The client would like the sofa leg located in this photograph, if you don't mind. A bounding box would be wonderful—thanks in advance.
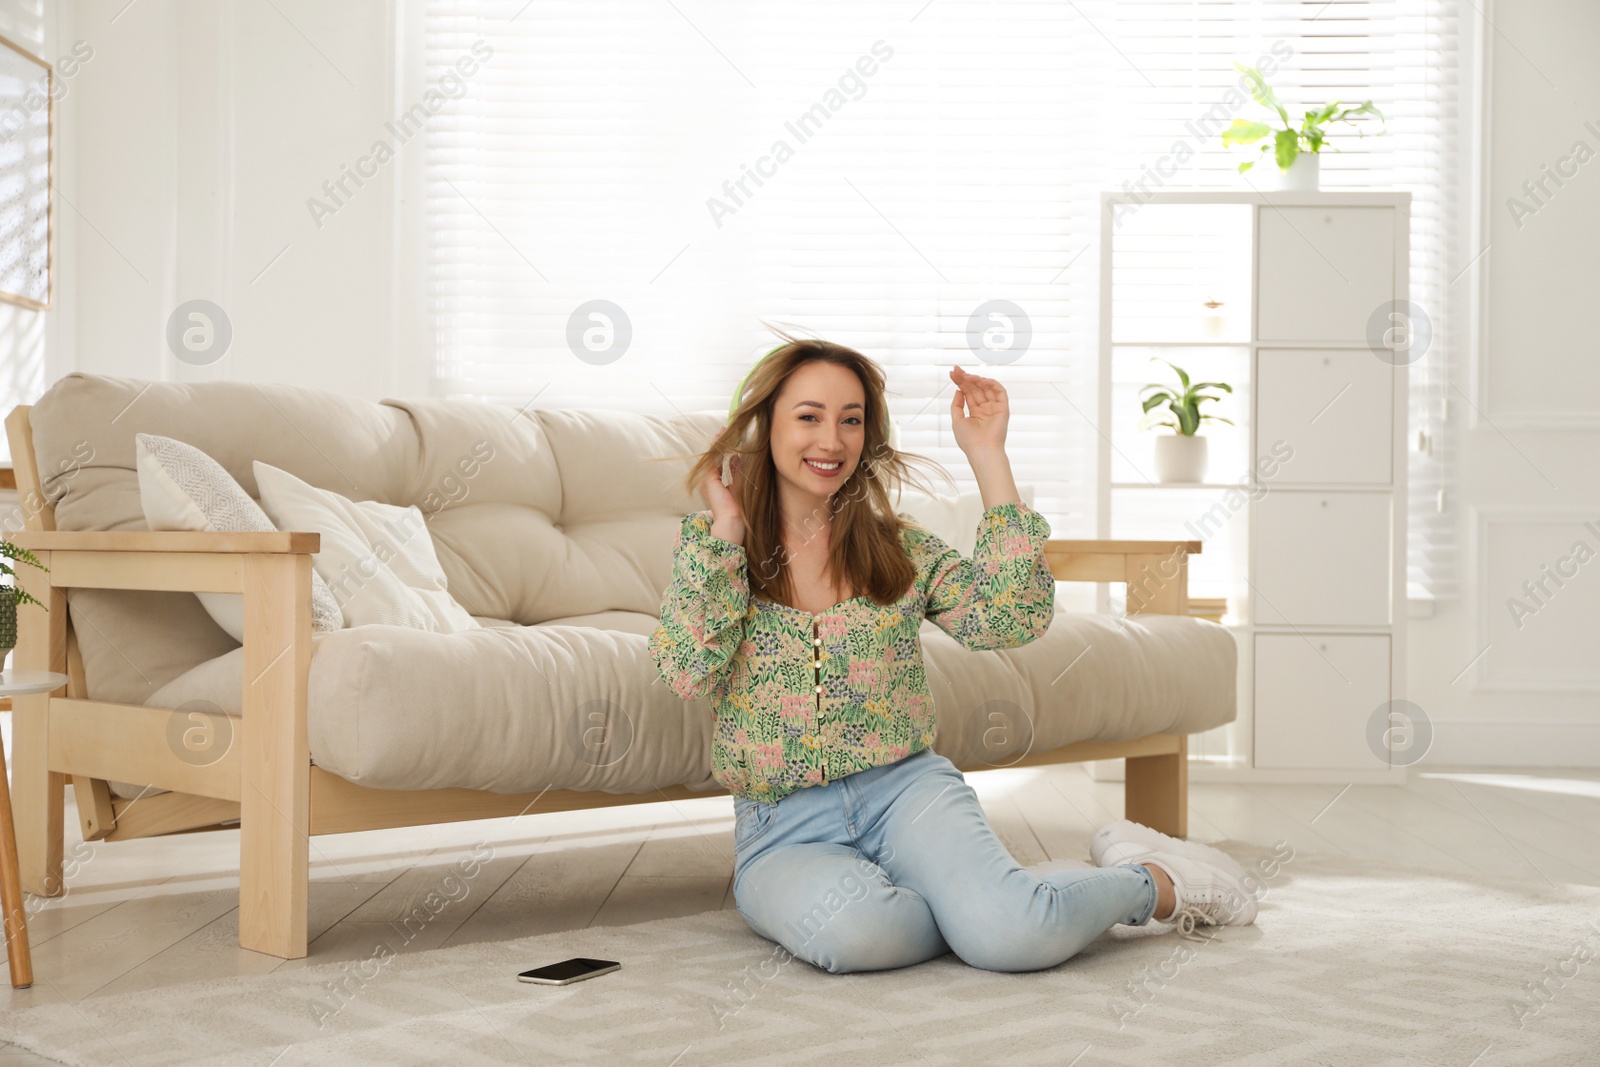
[238,553,311,959]
[1124,734,1188,838]
[239,794,308,959]
[13,553,65,897]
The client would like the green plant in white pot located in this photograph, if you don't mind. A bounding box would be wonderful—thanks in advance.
[1139,357,1234,483]
[1220,61,1385,191]
[0,539,49,667]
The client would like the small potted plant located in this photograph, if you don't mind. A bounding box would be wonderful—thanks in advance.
[0,539,49,667]
[1139,357,1233,483]
[1221,62,1385,191]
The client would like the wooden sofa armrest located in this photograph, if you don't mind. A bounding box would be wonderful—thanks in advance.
[1044,538,1203,836]
[8,523,319,955]
[1043,538,1199,617]
[7,530,319,552]
[6,529,320,595]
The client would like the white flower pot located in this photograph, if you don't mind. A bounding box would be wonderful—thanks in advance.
[1154,434,1209,483]
[1266,151,1320,192]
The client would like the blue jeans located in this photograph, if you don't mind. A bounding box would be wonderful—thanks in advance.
[731,747,1161,974]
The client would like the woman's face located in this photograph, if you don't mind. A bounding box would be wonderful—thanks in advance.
[768,360,867,523]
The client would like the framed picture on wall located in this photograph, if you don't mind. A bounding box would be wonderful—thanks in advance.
[0,34,50,311]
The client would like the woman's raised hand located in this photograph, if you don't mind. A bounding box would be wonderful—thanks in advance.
[948,365,1010,456]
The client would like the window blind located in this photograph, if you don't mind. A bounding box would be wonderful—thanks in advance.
[422,0,1463,596]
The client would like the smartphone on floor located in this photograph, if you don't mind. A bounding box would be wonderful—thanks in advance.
[517,957,621,986]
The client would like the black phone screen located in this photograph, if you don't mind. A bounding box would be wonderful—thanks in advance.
[520,957,619,982]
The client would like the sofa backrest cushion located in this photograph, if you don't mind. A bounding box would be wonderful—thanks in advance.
[26,372,713,702]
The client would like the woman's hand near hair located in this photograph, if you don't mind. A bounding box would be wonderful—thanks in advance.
[698,425,747,546]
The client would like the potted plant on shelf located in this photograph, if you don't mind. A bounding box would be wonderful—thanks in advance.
[0,539,49,668]
[1139,357,1233,483]
[1221,61,1385,191]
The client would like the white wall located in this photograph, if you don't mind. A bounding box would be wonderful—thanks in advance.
[62,0,423,410]
[1406,0,1600,765]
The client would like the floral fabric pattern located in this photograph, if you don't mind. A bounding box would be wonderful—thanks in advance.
[648,501,1055,802]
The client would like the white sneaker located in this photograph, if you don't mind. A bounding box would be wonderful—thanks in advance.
[1090,820,1257,937]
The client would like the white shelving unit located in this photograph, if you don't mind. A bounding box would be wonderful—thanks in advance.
[1091,190,1411,785]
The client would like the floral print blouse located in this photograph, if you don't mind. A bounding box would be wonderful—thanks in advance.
[647,501,1055,803]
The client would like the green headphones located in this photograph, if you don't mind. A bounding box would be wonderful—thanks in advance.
[727,343,787,426]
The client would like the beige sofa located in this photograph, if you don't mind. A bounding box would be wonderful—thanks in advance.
[5,372,1236,959]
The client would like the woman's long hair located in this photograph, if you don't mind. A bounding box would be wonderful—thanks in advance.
[668,323,955,610]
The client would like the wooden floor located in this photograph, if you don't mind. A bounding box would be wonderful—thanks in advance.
[1,758,1597,1063]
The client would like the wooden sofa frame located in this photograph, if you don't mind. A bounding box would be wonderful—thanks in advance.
[3,403,1203,959]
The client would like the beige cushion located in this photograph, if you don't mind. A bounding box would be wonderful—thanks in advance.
[134,433,344,639]
[252,461,479,633]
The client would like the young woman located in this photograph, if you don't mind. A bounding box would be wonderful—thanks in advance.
[648,333,1257,974]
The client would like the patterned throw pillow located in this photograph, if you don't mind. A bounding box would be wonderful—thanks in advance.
[252,461,480,633]
[133,433,345,640]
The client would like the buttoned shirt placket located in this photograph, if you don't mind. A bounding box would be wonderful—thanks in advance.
[812,618,825,783]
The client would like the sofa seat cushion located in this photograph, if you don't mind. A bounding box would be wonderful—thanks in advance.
[140,609,1236,796]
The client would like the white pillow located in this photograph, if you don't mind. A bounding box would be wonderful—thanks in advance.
[134,434,345,640]
[252,461,480,633]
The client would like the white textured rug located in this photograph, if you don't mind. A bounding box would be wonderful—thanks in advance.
[0,841,1596,1066]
